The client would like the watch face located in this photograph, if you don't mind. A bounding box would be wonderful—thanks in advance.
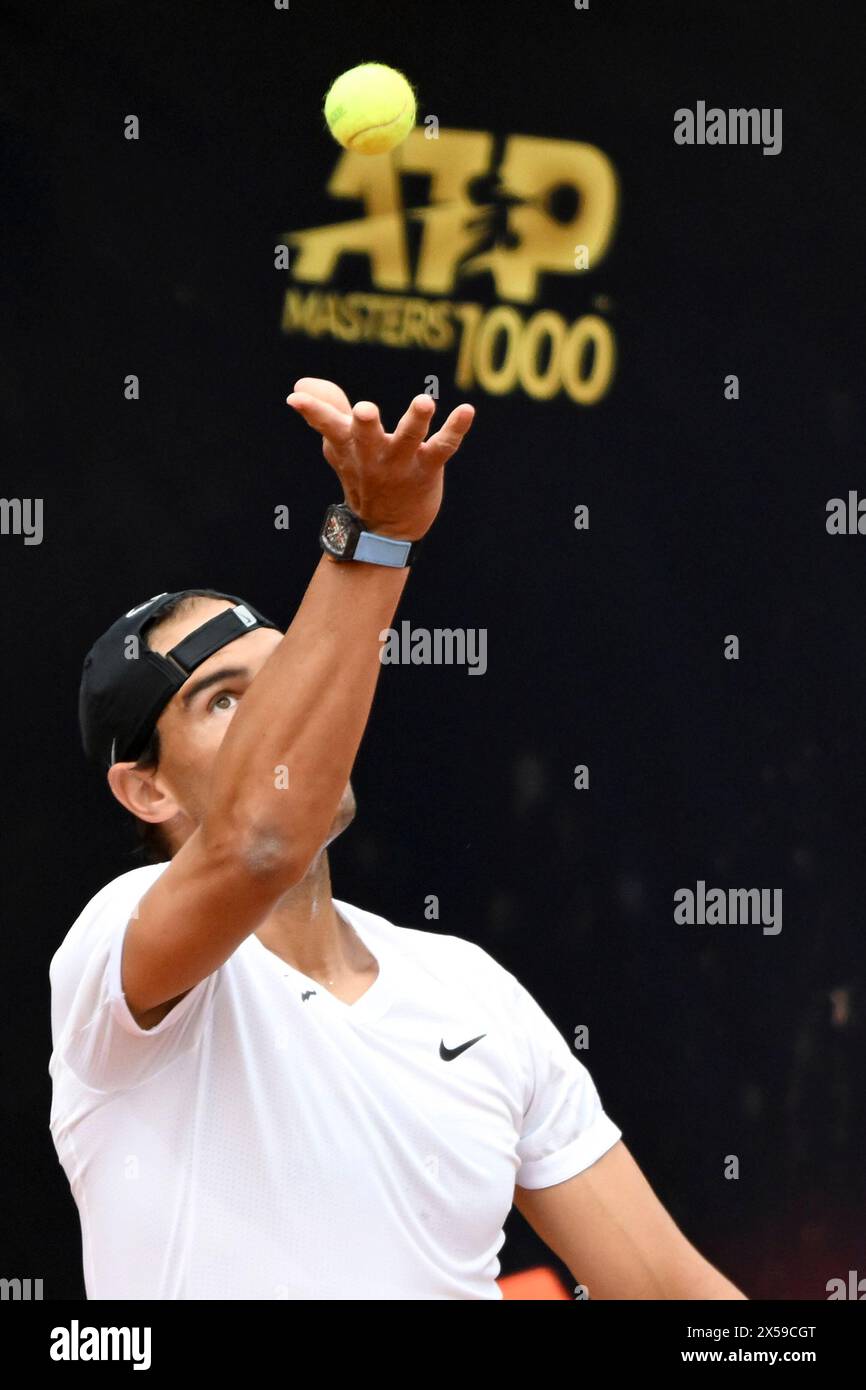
[323,508,352,555]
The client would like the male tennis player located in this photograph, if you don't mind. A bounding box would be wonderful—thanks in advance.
[49,378,746,1300]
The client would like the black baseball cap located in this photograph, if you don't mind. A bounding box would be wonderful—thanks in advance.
[78,589,281,770]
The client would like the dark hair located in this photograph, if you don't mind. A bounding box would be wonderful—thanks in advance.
[127,589,238,865]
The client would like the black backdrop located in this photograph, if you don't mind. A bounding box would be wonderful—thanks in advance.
[2,0,864,1299]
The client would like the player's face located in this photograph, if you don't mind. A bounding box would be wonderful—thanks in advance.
[146,597,356,844]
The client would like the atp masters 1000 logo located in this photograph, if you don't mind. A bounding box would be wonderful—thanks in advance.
[280,129,619,406]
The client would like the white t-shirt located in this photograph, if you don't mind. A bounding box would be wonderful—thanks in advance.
[49,862,622,1300]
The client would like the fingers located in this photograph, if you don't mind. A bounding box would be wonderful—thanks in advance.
[286,391,353,446]
[390,394,437,462]
[287,383,475,477]
[350,400,387,460]
[290,377,352,413]
[417,404,476,471]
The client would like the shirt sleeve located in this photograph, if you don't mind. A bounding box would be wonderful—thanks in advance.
[52,877,218,1094]
[511,974,622,1190]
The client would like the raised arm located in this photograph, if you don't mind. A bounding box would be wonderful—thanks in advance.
[119,379,475,1022]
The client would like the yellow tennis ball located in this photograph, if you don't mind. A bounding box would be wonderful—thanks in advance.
[324,62,417,155]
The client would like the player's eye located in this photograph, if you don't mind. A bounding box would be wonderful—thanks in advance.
[208,690,239,713]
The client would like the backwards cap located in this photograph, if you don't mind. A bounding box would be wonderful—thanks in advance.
[78,589,280,769]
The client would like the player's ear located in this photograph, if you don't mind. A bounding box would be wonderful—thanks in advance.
[107,760,179,827]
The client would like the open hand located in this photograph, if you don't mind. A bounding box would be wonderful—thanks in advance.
[287,378,475,541]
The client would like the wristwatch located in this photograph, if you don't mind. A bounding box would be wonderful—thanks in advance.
[319,502,423,567]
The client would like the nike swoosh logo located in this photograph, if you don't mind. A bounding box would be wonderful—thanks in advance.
[440,1033,487,1061]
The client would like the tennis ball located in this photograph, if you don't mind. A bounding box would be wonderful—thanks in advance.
[324,62,417,155]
